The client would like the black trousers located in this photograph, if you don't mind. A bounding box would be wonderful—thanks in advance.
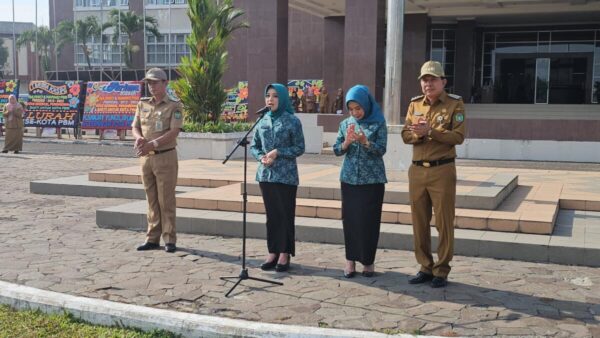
[259,182,298,256]
[341,182,385,265]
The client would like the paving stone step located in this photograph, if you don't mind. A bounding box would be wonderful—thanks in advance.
[176,183,559,235]
[30,175,202,199]
[244,172,518,210]
[31,174,559,235]
[96,201,599,267]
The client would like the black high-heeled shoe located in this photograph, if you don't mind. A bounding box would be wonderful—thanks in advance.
[343,270,356,278]
[275,254,290,272]
[362,264,375,277]
[260,254,279,271]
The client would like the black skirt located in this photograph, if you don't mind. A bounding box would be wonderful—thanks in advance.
[341,182,385,265]
[259,182,297,256]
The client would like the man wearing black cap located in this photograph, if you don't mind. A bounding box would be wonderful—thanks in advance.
[132,67,184,253]
[402,61,467,288]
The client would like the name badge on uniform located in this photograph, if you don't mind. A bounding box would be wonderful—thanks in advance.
[414,111,423,116]
[155,120,163,131]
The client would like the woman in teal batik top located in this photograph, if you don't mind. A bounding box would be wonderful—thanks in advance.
[334,84,387,278]
[251,83,305,272]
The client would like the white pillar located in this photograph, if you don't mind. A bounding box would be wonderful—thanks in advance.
[383,0,412,171]
[383,0,404,126]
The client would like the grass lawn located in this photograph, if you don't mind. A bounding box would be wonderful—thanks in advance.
[0,305,180,338]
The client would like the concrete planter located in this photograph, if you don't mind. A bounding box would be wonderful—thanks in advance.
[177,131,252,160]
[296,113,323,154]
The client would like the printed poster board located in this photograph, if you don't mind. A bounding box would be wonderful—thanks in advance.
[81,81,142,130]
[24,81,84,128]
[0,80,20,126]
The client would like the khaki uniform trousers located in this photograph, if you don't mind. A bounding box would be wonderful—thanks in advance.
[408,162,456,278]
[141,149,178,244]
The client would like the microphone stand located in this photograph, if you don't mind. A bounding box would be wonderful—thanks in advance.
[220,111,283,297]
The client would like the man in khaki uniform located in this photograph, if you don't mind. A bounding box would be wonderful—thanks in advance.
[402,61,466,288]
[133,68,183,253]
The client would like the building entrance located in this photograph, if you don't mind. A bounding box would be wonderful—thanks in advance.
[495,54,591,104]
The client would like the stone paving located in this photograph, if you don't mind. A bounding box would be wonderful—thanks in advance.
[1,152,600,337]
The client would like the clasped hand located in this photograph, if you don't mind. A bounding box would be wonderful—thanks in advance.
[134,137,152,157]
[261,149,278,166]
[343,124,367,148]
[409,119,431,138]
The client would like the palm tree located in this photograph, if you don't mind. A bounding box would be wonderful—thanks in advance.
[16,26,55,80]
[173,0,248,124]
[103,10,160,69]
[55,16,101,70]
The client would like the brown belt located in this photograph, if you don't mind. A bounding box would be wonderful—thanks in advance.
[148,147,175,155]
[412,158,455,168]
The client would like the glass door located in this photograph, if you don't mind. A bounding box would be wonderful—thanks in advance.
[535,58,550,104]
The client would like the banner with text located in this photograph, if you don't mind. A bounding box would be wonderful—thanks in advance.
[221,81,248,122]
[0,80,20,126]
[24,81,84,128]
[81,81,142,130]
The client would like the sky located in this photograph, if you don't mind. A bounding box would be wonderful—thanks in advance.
[0,0,50,26]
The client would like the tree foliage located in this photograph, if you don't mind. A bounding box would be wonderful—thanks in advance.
[56,16,101,70]
[16,26,55,79]
[103,10,160,69]
[172,0,248,124]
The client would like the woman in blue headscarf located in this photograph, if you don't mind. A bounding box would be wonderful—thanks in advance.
[250,83,305,272]
[333,85,387,278]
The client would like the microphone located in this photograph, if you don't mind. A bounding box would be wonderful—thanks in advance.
[256,106,270,115]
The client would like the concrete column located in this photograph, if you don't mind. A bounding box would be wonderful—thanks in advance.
[400,14,429,117]
[385,13,429,171]
[130,0,146,72]
[454,19,476,100]
[342,0,385,103]
[322,16,345,96]
[383,0,404,126]
[246,0,288,117]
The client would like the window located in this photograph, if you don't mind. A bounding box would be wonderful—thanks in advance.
[147,0,188,5]
[430,29,456,92]
[481,29,600,103]
[593,30,600,103]
[147,33,190,65]
[75,0,128,7]
[75,34,128,65]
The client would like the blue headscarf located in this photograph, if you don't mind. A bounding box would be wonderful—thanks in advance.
[345,85,385,124]
[264,83,295,119]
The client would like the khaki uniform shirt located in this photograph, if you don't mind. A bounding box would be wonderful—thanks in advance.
[401,91,466,161]
[132,96,184,151]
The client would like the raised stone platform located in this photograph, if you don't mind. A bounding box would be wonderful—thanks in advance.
[41,159,600,237]
[96,200,600,267]
[88,160,518,210]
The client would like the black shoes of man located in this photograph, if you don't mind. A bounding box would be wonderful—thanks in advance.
[136,242,176,253]
[409,271,448,288]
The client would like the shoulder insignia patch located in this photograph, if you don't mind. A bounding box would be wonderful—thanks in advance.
[448,93,462,100]
[174,111,182,120]
[455,113,464,122]
[411,95,424,102]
